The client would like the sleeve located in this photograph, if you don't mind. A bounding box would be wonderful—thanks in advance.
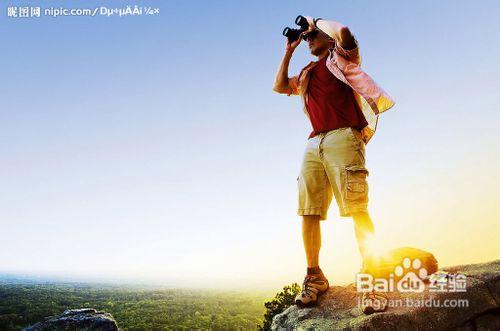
[287,75,300,96]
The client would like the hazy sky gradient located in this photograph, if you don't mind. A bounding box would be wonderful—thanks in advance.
[1,0,499,289]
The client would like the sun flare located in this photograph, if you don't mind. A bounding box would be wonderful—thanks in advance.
[363,234,388,261]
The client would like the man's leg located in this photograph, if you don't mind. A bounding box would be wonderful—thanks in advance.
[352,211,375,267]
[295,135,331,306]
[302,215,321,268]
[319,127,386,313]
[319,127,372,265]
[352,211,388,314]
[297,139,329,272]
[296,214,329,307]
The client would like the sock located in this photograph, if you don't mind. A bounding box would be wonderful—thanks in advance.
[307,266,321,275]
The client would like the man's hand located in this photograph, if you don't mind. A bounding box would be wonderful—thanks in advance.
[361,126,374,144]
[285,33,303,53]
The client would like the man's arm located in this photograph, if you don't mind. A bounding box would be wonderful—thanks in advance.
[338,26,357,50]
[315,19,360,64]
[273,51,294,94]
[315,19,357,50]
[273,35,302,95]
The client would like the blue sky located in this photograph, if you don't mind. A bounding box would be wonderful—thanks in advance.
[1,0,499,289]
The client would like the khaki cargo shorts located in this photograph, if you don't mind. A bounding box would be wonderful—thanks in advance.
[297,127,369,220]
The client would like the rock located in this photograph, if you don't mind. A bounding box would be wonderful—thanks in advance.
[23,308,118,331]
[271,260,500,330]
[364,246,438,281]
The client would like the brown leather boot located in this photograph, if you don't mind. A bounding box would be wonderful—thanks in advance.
[295,271,329,307]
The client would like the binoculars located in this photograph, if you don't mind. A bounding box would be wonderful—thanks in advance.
[282,15,309,42]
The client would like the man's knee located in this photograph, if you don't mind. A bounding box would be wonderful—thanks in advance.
[351,211,369,220]
[303,215,321,223]
[352,211,374,232]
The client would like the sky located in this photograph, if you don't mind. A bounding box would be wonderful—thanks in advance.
[1,0,499,290]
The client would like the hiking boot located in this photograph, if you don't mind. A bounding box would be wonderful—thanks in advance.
[295,272,329,307]
[359,291,388,314]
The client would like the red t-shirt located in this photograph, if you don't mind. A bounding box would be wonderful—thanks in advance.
[305,55,368,138]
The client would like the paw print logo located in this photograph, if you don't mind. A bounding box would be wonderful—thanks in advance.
[395,257,428,293]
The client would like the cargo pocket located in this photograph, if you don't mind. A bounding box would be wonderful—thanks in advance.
[344,165,369,203]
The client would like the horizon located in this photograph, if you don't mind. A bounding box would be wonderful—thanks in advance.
[2,0,500,290]
[0,271,276,293]
[2,257,499,291]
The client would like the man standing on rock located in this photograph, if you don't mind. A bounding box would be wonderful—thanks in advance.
[273,16,395,310]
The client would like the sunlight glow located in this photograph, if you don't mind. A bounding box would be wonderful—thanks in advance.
[364,233,388,261]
